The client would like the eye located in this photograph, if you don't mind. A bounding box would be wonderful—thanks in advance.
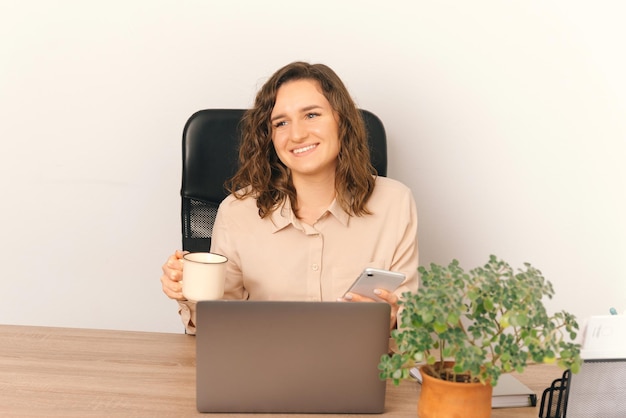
[306,112,320,120]
[273,120,287,128]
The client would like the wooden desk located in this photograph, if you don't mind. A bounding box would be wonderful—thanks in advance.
[0,325,561,417]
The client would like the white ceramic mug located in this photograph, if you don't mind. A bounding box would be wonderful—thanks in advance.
[182,252,228,301]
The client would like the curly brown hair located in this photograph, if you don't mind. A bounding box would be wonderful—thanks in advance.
[228,61,376,218]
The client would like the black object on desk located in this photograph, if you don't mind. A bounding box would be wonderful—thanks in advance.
[538,369,570,418]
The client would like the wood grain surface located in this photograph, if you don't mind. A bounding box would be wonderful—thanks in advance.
[0,325,563,417]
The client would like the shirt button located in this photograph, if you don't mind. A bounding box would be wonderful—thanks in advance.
[312,264,319,271]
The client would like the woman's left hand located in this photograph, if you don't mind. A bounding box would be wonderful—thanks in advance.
[339,289,399,331]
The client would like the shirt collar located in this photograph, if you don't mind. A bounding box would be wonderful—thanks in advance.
[269,200,294,232]
[326,198,350,226]
[269,197,350,232]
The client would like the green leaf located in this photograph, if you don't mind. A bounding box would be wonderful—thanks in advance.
[433,322,447,334]
[515,314,529,327]
[447,312,460,325]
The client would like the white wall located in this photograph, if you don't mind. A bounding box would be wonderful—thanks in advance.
[1,1,624,333]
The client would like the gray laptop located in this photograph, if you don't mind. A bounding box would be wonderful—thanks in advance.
[196,301,390,414]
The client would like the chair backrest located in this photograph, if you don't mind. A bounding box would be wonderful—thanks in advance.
[181,108,387,252]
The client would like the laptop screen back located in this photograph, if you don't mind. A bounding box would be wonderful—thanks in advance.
[196,301,390,414]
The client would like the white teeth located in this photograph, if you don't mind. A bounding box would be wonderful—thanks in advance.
[293,144,317,154]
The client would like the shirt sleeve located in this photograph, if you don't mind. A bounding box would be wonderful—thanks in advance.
[177,300,197,335]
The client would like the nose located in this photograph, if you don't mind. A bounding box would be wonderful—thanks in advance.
[289,119,308,142]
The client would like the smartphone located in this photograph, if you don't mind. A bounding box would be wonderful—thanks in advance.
[344,268,406,302]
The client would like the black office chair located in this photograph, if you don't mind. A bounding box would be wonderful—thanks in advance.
[181,109,387,253]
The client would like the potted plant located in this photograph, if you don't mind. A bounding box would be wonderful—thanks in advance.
[378,255,582,418]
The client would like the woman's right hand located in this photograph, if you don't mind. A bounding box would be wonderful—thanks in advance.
[160,249,187,300]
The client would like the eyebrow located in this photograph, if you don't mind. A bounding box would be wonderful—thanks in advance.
[270,105,324,123]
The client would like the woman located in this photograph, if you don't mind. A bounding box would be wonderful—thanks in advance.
[161,62,418,334]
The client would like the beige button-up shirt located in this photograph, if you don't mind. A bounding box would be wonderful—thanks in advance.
[178,176,418,334]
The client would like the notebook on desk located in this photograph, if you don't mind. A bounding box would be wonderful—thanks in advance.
[410,367,537,408]
[491,373,537,408]
[195,300,390,414]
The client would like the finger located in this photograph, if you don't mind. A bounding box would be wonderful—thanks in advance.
[373,289,398,305]
[340,290,399,330]
[166,290,185,301]
[175,249,189,259]
[163,254,185,282]
[160,273,184,300]
[341,292,376,303]
[168,253,185,269]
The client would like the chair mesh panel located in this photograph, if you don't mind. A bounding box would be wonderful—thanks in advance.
[566,360,626,417]
[183,198,219,239]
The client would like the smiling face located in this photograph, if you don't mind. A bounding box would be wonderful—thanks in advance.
[270,79,341,182]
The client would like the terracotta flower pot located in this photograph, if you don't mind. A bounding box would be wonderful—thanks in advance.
[418,364,493,418]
